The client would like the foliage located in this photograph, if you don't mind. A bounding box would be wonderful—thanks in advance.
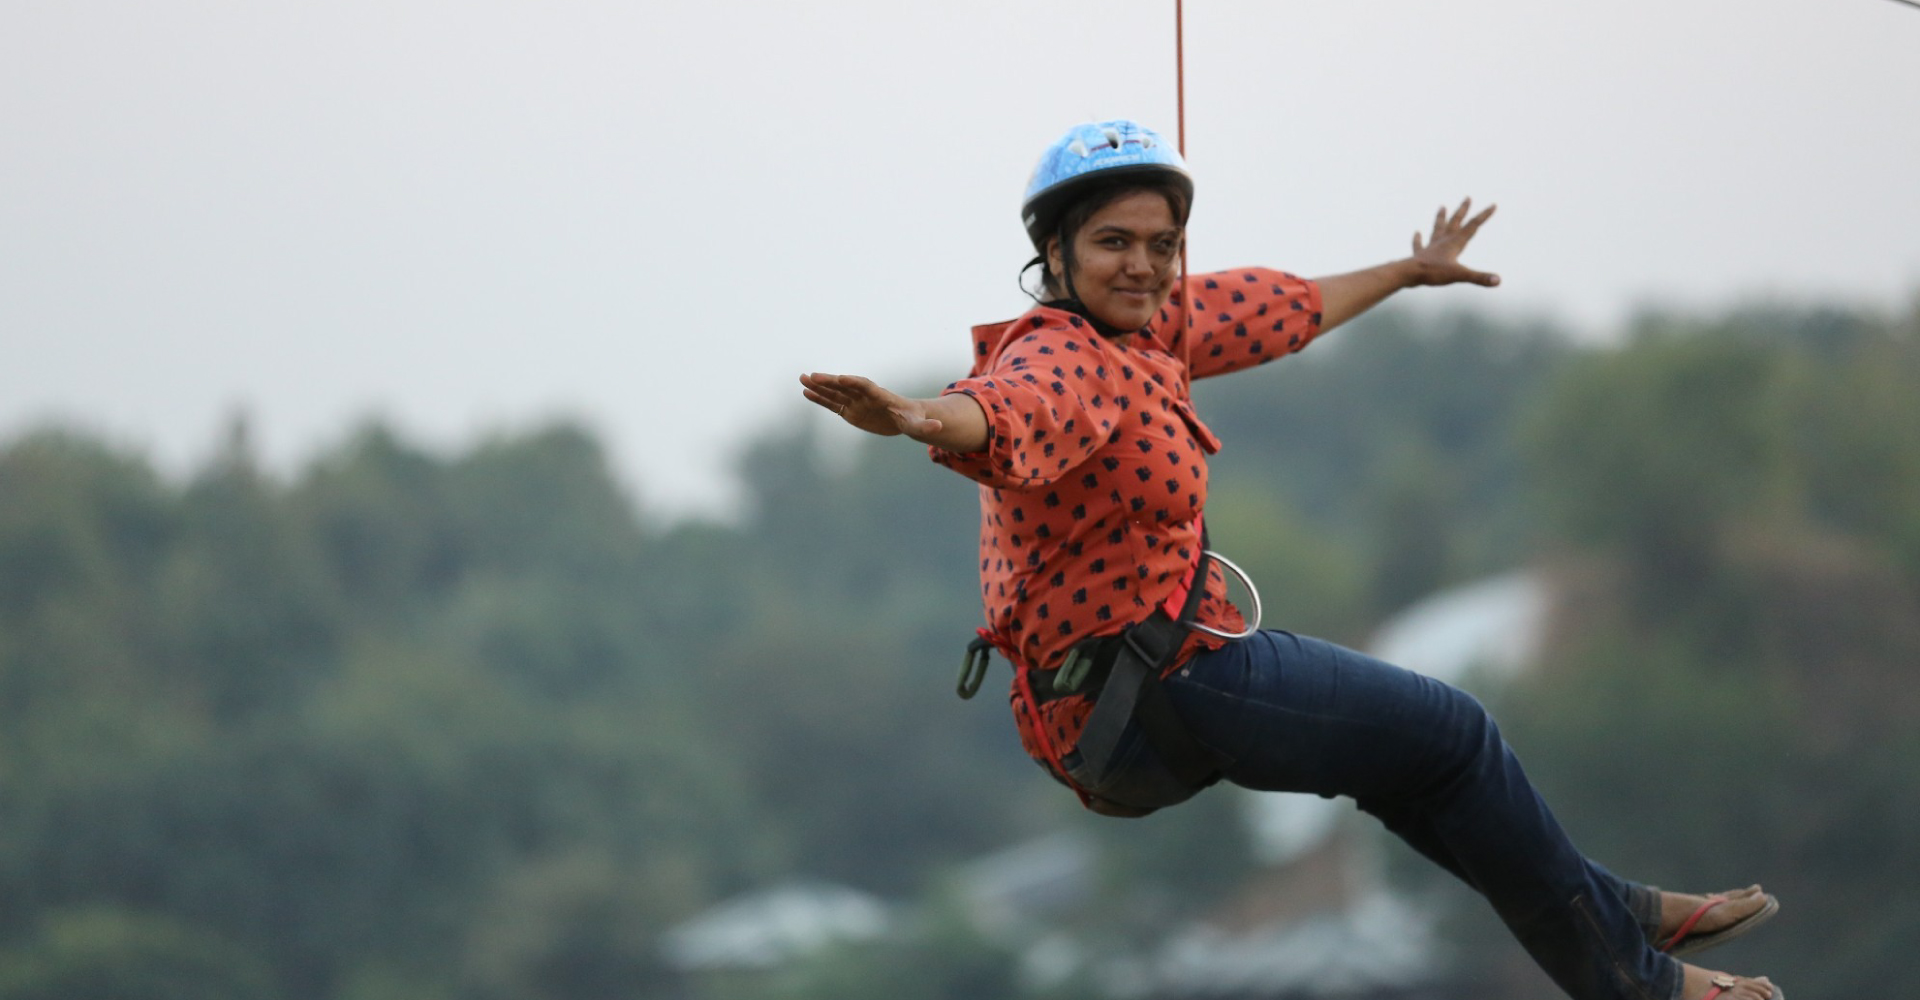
[2,294,1917,998]
[1492,301,1920,997]
[0,908,280,1000]
[1197,306,1572,619]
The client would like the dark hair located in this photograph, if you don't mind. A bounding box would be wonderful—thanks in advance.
[1021,176,1192,303]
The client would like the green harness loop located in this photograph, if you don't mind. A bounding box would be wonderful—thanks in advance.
[957,638,993,699]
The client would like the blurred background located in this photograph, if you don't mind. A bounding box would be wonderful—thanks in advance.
[2,2,1917,998]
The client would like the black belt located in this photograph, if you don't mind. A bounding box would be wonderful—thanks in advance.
[1050,559,1225,792]
[1066,636,1222,791]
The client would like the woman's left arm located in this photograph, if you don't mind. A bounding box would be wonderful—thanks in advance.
[1316,198,1500,333]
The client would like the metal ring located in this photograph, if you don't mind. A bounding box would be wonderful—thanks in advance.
[1185,549,1262,640]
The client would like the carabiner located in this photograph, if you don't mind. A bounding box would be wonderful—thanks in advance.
[957,637,993,700]
[1185,549,1263,640]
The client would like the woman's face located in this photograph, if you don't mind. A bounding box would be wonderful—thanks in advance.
[1048,189,1183,332]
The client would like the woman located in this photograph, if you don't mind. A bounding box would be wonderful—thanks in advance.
[799,120,1780,1000]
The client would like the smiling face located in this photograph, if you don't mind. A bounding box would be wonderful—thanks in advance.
[1046,188,1184,333]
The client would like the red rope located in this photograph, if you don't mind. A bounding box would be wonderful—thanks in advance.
[1175,0,1192,382]
[1176,0,1186,158]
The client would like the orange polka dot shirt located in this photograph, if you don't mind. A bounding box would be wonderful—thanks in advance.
[932,268,1324,765]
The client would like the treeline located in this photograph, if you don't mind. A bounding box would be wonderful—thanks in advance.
[0,295,1915,999]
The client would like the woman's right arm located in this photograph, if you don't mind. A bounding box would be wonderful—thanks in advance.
[799,372,989,454]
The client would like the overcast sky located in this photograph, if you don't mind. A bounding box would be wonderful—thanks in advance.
[4,0,1916,519]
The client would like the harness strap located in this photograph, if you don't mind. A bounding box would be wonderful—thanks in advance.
[1068,612,1216,789]
[1068,538,1223,791]
[1013,653,1095,810]
[1153,516,1207,619]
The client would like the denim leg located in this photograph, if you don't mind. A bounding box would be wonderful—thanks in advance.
[1362,797,1665,944]
[1166,630,1682,1000]
[1598,862,1665,945]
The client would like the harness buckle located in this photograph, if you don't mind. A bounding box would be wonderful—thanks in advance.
[1054,646,1093,696]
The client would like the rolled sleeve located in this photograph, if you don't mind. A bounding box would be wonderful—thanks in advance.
[1184,268,1324,381]
[928,379,1016,485]
[931,332,1108,489]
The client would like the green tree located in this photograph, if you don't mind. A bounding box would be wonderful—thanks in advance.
[1502,303,1920,997]
[0,908,281,1000]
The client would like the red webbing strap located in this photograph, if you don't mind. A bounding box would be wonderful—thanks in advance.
[1175,0,1193,389]
[1157,515,1207,619]
[1176,0,1186,161]
[1014,661,1094,810]
[978,626,1093,808]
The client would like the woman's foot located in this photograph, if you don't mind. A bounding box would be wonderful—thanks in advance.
[1682,962,1778,1000]
[1656,885,1777,953]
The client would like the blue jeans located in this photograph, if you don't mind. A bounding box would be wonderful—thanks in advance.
[1079,629,1679,1000]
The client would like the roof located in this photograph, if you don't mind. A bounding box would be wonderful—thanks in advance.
[1368,569,1548,685]
[659,879,891,971]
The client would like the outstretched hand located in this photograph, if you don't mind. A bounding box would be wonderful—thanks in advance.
[799,372,946,440]
[1411,198,1500,288]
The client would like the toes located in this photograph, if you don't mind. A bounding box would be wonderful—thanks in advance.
[1704,888,1770,927]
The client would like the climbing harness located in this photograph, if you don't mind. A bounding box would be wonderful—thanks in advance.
[1059,543,1223,793]
[958,522,1263,810]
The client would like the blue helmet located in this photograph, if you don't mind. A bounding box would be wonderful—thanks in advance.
[1021,119,1192,251]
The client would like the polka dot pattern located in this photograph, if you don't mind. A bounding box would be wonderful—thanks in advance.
[931,268,1323,762]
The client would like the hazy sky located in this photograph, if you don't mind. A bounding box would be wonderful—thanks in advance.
[5,0,1916,518]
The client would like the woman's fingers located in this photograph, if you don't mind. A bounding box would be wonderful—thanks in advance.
[799,374,849,410]
[799,373,877,421]
[801,372,878,404]
[1457,203,1497,247]
[1466,202,1497,232]
[800,373,923,437]
[1403,198,1500,287]
[1422,200,1498,254]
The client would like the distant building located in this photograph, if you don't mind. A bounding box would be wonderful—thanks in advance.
[658,879,891,973]
[953,831,1097,935]
[1369,570,1547,686]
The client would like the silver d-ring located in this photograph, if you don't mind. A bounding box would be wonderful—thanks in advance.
[1185,549,1262,640]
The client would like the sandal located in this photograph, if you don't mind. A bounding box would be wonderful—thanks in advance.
[1701,973,1783,1000]
[1659,892,1780,956]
